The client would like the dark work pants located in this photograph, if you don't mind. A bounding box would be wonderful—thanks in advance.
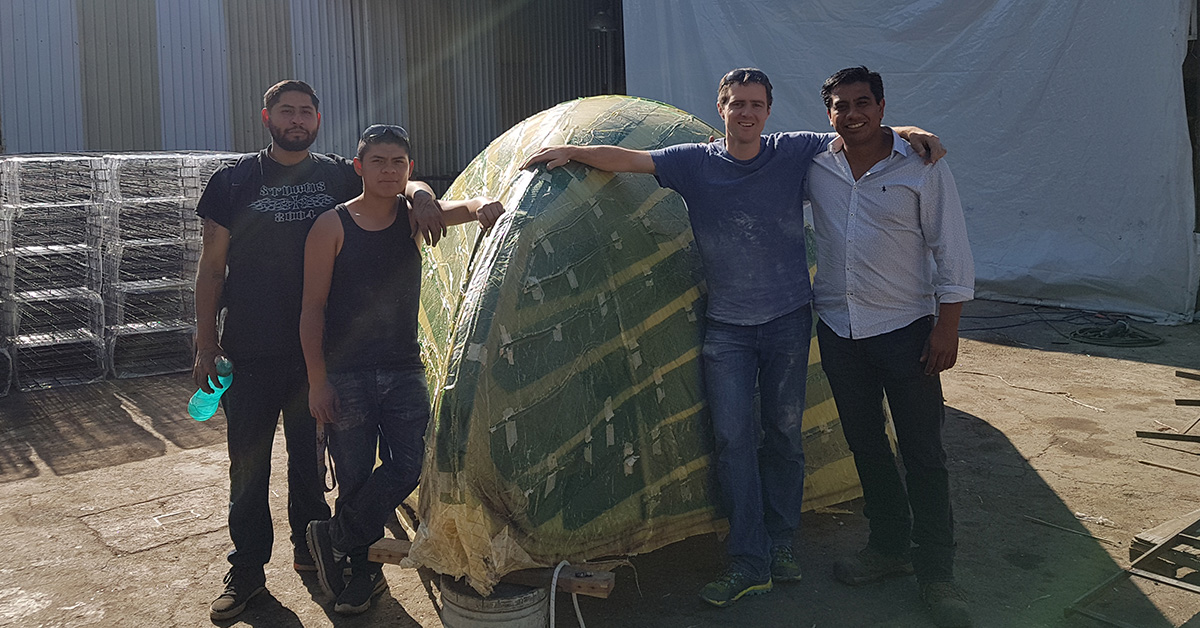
[816,316,955,583]
[221,356,331,569]
[326,367,429,573]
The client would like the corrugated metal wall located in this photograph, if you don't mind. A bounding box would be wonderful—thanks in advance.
[79,0,163,151]
[354,0,410,144]
[0,0,86,152]
[290,0,359,158]
[224,0,295,153]
[156,0,233,150]
[0,0,622,188]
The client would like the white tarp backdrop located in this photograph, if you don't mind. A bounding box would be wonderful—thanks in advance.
[623,0,1200,323]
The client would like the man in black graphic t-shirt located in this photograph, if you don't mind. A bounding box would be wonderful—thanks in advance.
[195,80,443,621]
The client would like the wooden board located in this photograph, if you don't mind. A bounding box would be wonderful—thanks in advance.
[1134,431,1200,443]
[1177,370,1200,383]
[1129,509,1200,576]
[367,537,615,598]
[367,537,412,565]
[501,566,616,599]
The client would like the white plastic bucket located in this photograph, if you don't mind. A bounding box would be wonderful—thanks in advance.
[440,576,548,628]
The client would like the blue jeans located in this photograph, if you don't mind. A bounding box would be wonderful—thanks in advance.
[222,356,331,569]
[816,316,955,583]
[326,367,430,569]
[702,305,812,579]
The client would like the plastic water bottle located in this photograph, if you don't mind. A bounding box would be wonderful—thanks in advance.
[189,356,233,421]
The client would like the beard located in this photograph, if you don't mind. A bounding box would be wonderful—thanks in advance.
[268,121,318,152]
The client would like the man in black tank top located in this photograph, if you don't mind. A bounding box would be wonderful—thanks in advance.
[299,125,503,615]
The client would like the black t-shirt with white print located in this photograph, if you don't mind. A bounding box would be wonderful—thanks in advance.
[197,149,361,361]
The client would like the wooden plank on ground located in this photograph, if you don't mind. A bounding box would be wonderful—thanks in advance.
[368,538,412,564]
[1176,399,1200,407]
[1134,508,1200,547]
[1135,431,1200,443]
[1178,370,1200,383]
[1138,459,1200,478]
[501,566,616,599]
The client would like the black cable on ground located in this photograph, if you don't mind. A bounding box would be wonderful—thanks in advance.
[1066,320,1164,347]
[961,307,1164,347]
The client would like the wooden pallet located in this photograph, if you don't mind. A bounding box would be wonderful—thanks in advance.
[1128,508,1200,577]
[367,537,616,598]
[1067,510,1200,626]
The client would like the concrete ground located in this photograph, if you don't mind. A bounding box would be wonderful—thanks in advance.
[1,299,1199,627]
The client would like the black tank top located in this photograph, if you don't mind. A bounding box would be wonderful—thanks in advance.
[324,204,423,372]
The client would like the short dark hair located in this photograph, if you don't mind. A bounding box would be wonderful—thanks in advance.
[821,66,884,109]
[263,80,320,111]
[718,67,773,107]
[356,124,412,159]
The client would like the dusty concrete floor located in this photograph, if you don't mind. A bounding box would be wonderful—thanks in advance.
[1,299,1199,628]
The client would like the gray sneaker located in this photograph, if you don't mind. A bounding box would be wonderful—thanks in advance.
[209,566,265,620]
[921,581,972,627]
[334,567,388,615]
[697,569,772,607]
[832,546,915,586]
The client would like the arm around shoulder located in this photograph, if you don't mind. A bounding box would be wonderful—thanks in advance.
[892,125,946,164]
[521,145,655,174]
[405,181,447,246]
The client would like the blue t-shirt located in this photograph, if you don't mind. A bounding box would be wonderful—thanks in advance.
[651,132,831,325]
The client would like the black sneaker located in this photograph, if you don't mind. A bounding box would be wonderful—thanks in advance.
[921,581,973,628]
[293,544,317,572]
[833,546,915,586]
[209,565,266,620]
[334,568,388,615]
[307,520,346,598]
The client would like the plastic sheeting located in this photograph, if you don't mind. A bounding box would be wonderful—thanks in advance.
[624,0,1200,323]
[405,96,861,593]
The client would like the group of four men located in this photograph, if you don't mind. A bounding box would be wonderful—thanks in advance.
[196,65,973,628]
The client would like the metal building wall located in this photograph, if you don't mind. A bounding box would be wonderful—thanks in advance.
[290,0,360,159]
[0,0,86,153]
[357,0,613,192]
[78,0,164,152]
[0,0,620,176]
[224,0,295,153]
[353,0,410,138]
[156,0,233,150]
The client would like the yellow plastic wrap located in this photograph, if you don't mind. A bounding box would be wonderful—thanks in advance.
[407,96,861,593]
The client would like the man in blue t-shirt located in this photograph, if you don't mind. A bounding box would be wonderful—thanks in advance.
[522,68,944,608]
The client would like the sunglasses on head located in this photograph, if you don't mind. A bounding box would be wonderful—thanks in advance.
[361,124,410,141]
[722,68,768,84]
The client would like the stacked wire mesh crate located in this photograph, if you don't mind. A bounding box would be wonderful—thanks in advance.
[0,157,107,393]
[0,152,239,394]
[103,154,232,379]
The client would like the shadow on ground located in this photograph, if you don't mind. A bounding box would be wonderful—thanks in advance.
[0,373,223,481]
[550,406,1196,627]
[959,300,1200,373]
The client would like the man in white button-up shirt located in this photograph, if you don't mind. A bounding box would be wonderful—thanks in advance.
[806,67,974,628]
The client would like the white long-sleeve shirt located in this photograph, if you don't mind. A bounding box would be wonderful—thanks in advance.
[807,131,975,340]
